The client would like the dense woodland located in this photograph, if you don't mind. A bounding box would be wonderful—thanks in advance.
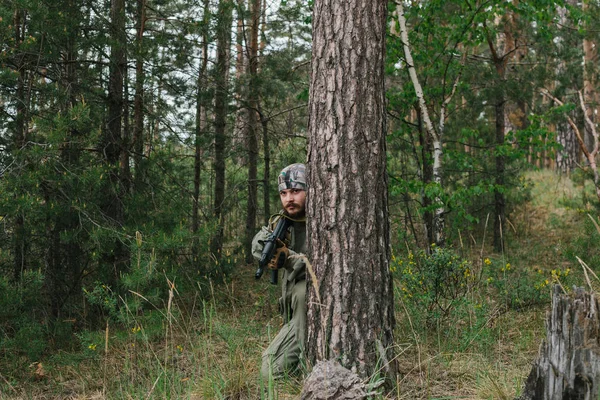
[1,0,600,398]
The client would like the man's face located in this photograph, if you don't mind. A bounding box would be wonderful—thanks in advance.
[280,188,306,218]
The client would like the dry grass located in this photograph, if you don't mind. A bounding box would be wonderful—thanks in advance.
[1,170,595,400]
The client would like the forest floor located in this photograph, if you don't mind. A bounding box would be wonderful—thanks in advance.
[1,169,598,399]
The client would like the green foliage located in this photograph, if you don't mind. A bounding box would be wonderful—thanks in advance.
[564,217,600,273]
[0,270,48,360]
[394,246,475,323]
[482,257,561,310]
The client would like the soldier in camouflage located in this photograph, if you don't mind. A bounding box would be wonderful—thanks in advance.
[252,163,307,379]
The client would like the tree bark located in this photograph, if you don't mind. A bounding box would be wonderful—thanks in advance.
[12,8,28,282]
[46,0,85,318]
[519,286,600,400]
[306,0,396,383]
[244,0,260,264]
[260,106,270,226]
[102,0,129,286]
[486,10,517,252]
[582,0,598,164]
[556,120,578,174]
[554,3,579,174]
[133,0,146,189]
[193,0,210,246]
[210,0,233,262]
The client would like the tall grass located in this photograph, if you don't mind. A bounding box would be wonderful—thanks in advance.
[1,170,598,399]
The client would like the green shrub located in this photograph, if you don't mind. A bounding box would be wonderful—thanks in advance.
[394,246,475,324]
[0,270,48,360]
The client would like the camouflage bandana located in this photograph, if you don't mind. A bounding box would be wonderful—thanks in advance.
[278,163,306,192]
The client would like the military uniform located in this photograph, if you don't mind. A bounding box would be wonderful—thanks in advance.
[252,163,308,379]
[252,214,307,379]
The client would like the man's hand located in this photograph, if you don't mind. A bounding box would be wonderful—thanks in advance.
[268,239,289,270]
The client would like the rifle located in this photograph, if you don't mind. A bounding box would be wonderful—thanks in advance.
[255,216,293,285]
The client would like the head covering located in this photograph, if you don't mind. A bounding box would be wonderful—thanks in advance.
[278,163,306,192]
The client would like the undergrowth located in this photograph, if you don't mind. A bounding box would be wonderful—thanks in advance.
[0,170,597,399]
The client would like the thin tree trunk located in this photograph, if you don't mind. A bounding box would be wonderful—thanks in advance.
[13,8,28,282]
[244,0,260,264]
[486,10,517,252]
[210,0,233,262]
[306,0,396,382]
[193,0,210,245]
[393,3,464,248]
[493,99,506,252]
[259,0,269,226]
[133,0,146,189]
[103,0,128,286]
[233,0,248,155]
[583,0,598,159]
[554,4,579,173]
[260,108,270,226]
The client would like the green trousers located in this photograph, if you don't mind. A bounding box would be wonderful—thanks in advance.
[260,280,306,379]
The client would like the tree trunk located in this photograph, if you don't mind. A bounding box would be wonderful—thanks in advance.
[518,286,600,400]
[259,0,270,227]
[554,3,579,174]
[244,0,260,264]
[102,0,128,287]
[306,0,396,383]
[210,0,233,262]
[493,99,506,252]
[133,0,146,189]
[582,0,598,164]
[487,10,517,253]
[394,2,448,247]
[556,120,578,174]
[233,0,248,157]
[193,0,210,247]
[46,0,85,318]
[260,108,270,226]
[12,8,28,282]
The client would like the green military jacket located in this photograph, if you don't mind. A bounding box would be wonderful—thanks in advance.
[251,213,307,322]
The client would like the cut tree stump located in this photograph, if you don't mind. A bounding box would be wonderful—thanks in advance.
[518,285,600,400]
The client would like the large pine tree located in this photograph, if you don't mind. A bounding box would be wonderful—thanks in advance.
[306,0,396,382]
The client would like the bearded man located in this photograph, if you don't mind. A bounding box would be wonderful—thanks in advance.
[252,163,307,379]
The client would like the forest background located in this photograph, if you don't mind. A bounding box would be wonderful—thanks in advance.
[1,0,599,398]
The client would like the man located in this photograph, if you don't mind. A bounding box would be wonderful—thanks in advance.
[252,163,307,379]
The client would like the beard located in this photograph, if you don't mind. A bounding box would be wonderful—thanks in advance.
[284,203,305,219]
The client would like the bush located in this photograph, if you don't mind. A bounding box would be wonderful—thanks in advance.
[0,270,48,360]
[394,246,475,324]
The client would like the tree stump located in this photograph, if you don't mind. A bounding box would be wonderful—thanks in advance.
[518,286,600,400]
[299,360,371,400]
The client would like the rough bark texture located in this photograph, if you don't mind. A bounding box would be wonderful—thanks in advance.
[133,0,146,188]
[244,0,260,264]
[300,360,369,400]
[210,0,233,261]
[306,0,396,382]
[554,3,579,174]
[102,0,129,286]
[518,286,600,400]
[193,0,210,244]
[13,8,28,281]
[556,120,578,174]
